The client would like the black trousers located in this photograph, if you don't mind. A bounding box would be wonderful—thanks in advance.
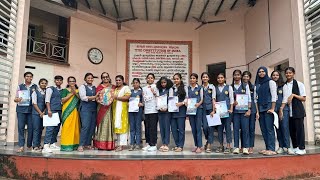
[144,113,159,146]
[289,117,305,150]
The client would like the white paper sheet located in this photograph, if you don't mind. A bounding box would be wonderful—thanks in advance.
[129,97,140,112]
[206,114,222,127]
[273,112,279,129]
[43,113,60,127]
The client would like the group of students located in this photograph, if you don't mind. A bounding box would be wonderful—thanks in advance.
[14,66,307,156]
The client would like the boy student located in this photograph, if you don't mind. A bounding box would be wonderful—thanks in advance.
[14,72,37,152]
[43,75,63,153]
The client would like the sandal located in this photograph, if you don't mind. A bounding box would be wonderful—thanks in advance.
[206,148,212,153]
[16,147,24,153]
[159,145,165,151]
[259,149,267,154]
[85,146,94,150]
[172,147,178,151]
[249,148,254,154]
[216,146,224,153]
[191,147,197,152]
[77,146,84,152]
[195,148,202,153]
[115,146,123,152]
[264,150,277,156]
[174,147,183,152]
[224,147,232,154]
[162,146,169,152]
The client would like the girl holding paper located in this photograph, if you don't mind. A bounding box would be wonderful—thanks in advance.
[60,76,80,151]
[31,78,48,152]
[156,77,173,152]
[231,70,251,155]
[128,78,144,151]
[169,73,188,152]
[112,75,131,151]
[188,73,203,153]
[255,66,277,156]
[200,72,215,153]
[242,71,257,154]
[216,73,234,154]
[95,72,116,150]
[142,73,158,152]
[78,73,98,152]
[271,70,290,154]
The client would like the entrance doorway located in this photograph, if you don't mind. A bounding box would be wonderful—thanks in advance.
[207,62,226,86]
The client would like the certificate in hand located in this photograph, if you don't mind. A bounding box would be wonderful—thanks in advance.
[235,94,249,110]
[215,101,229,118]
[43,113,60,127]
[186,98,197,115]
[157,95,168,110]
[129,97,140,112]
[206,114,222,127]
[168,96,179,112]
[18,90,30,106]
[102,88,112,106]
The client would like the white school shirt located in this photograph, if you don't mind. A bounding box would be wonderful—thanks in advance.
[189,84,204,101]
[142,84,158,114]
[32,88,46,105]
[79,83,95,102]
[233,81,252,103]
[217,84,235,105]
[202,84,216,100]
[169,85,189,103]
[253,80,277,103]
[45,86,62,103]
[282,80,306,117]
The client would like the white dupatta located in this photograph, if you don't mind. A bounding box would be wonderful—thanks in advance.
[114,86,127,129]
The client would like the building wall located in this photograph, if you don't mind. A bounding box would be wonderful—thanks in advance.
[199,7,248,83]
[13,0,313,142]
[244,0,314,142]
[27,16,117,87]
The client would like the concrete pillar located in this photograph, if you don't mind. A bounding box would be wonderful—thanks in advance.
[7,0,31,145]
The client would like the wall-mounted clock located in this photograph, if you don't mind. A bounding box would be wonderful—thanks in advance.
[88,48,103,64]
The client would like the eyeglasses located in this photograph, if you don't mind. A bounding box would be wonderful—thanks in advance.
[69,81,76,83]
[102,76,109,79]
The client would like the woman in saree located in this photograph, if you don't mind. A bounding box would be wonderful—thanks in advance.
[112,75,131,151]
[60,76,81,151]
[94,72,116,150]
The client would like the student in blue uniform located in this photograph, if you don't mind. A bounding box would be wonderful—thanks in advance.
[216,73,234,154]
[142,73,158,152]
[128,78,144,151]
[188,73,203,153]
[31,78,48,152]
[200,72,215,153]
[242,71,256,154]
[156,76,173,152]
[231,70,251,155]
[14,72,37,153]
[282,67,307,155]
[255,66,277,156]
[79,73,98,151]
[43,75,63,153]
[170,73,188,152]
[271,70,290,154]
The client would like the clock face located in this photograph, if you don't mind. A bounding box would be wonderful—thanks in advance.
[88,48,103,64]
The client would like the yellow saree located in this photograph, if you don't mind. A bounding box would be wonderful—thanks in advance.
[60,89,80,151]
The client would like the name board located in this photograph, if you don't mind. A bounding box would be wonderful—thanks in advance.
[126,40,192,87]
